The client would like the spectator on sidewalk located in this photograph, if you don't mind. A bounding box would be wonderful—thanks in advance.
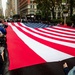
[63,62,75,75]
[1,19,8,28]
[0,27,7,35]
[0,45,4,75]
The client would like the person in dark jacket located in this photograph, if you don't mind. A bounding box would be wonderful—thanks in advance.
[63,62,75,75]
[0,27,7,35]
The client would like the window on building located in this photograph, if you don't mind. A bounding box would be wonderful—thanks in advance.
[30,5,32,8]
[33,5,34,8]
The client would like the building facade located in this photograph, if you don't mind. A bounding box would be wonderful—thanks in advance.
[0,0,3,17]
[18,0,37,17]
[5,0,18,18]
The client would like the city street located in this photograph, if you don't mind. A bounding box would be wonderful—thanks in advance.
[0,0,75,75]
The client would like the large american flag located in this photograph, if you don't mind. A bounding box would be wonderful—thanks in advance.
[6,22,75,71]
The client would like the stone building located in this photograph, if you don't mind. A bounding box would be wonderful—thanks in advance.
[18,0,37,17]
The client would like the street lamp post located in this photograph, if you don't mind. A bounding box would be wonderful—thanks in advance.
[56,6,58,19]
[63,9,68,26]
[62,1,68,26]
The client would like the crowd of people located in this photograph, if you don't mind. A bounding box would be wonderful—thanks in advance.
[0,19,8,75]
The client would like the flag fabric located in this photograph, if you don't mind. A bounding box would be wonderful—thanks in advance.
[6,22,75,75]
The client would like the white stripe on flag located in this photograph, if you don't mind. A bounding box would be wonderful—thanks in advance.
[53,26,75,31]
